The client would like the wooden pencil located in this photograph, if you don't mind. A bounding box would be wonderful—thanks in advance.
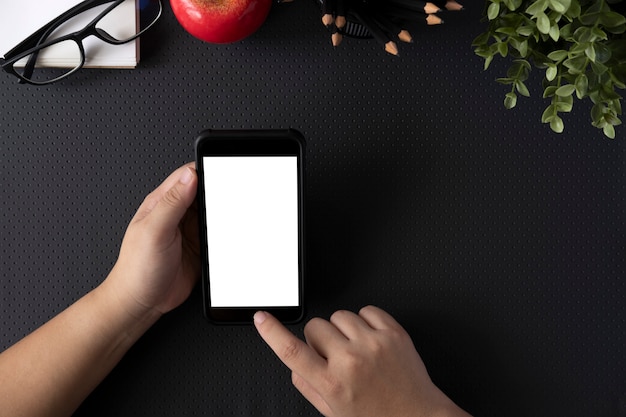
[352,6,399,56]
[333,0,345,47]
[380,5,445,25]
[322,0,335,27]
[374,0,441,14]
[335,0,347,30]
[331,25,343,46]
[372,13,413,44]
[425,13,444,25]
[433,0,464,11]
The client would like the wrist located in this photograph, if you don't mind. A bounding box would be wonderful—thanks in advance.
[95,269,163,341]
[414,384,472,417]
[430,398,472,417]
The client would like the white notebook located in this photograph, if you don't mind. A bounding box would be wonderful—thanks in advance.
[0,0,138,68]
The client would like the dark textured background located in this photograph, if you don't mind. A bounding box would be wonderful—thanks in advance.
[1,1,625,416]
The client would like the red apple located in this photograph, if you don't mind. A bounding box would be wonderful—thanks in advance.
[170,0,273,44]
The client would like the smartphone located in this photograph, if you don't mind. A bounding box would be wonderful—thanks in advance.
[195,129,305,324]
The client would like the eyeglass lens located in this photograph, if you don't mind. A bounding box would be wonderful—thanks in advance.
[13,40,83,84]
[11,0,161,84]
[97,0,161,42]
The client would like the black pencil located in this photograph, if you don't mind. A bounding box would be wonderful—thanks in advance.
[380,5,444,25]
[433,0,464,11]
[372,13,413,44]
[335,0,347,30]
[332,0,346,46]
[331,25,342,46]
[322,0,335,27]
[374,0,441,14]
[352,6,399,56]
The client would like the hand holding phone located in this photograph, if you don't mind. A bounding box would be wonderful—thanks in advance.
[195,129,305,324]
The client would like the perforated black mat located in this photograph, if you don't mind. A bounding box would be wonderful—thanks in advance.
[1,1,625,417]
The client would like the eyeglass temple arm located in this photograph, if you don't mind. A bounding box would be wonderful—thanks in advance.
[5,0,113,80]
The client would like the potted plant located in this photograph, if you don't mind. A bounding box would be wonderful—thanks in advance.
[473,0,626,138]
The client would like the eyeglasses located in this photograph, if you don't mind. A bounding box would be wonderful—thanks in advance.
[0,0,162,85]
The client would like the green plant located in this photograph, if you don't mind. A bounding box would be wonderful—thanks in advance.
[473,0,626,138]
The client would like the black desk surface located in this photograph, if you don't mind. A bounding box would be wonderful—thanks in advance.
[1,1,625,416]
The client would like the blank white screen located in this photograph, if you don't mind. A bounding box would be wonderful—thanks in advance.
[203,156,299,307]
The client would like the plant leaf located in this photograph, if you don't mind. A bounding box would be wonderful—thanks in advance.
[542,104,556,122]
[547,50,568,61]
[505,92,518,109]
[574,26,592,43]
[484,55,494,70]
[546,64,558,81]
[516,25,536,36]
[497,26,519,36]
[507,59,531,79]
[488,2,501,19]
[603,124,616,138]
[512,39,529,56]
[590,60,608,75]
[543,85,559,97]
[497,41,509,57]
[516,80,531,96]
[560,22,574,39]
[610,66,626,88]
[604,112,622,125]
[549,23,560,41]
[472,32,490,46]
[591,27,608,41]
[558,0,572,11]
[591,103,604,123]
[550,115,565,133]
[555,84,577,96]
[606,22,626,35]
[585,43,596,62]
[564,55,588,74]
[537,12,551,34]
[601,11,626,28]
[526,0,548,16]
[579,0,610,25]
[555,98,573,112]
[575,73,589,98]
[549,0,566,14]
[594,43,612,63]
[565,0,581,18]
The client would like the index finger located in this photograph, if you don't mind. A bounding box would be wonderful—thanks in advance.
[254,311,327,380]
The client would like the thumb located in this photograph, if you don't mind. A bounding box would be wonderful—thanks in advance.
[144,167,197,237]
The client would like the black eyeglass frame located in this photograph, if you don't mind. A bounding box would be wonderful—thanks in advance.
[0,0,162,85]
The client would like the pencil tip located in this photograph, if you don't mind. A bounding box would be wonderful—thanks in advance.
[445,1,465,11]
[332,33,343,46]
[385,41,399,56]
[425,2,442,13]
[398,30,413,43]
[335,15,347,29]
[426,14,444,25]
[322,14,334,27]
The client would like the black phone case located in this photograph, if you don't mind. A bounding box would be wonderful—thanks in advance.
[195,129,306,325]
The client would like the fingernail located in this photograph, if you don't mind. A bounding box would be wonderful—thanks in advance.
[179,167,193,185]
[254,311,267,324]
